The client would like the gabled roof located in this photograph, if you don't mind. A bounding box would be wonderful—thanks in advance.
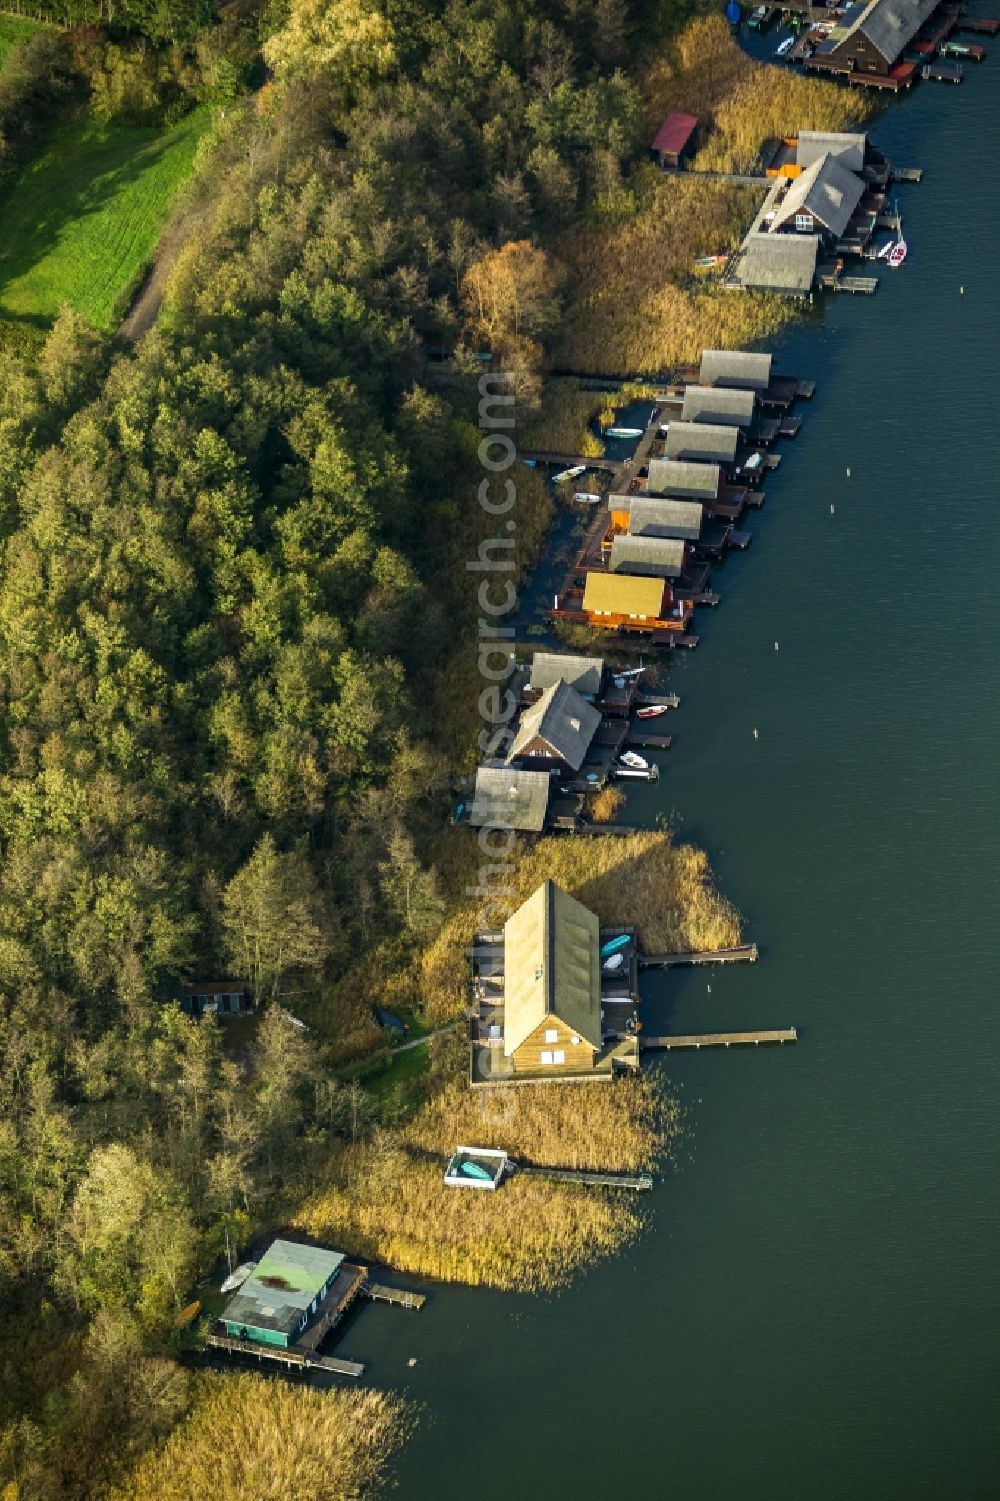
[861,0,937,59]
[469,767,550,833]
[583,571,666,619]
[681,385,756,427]
[826,0,938,63]
[698,350,773,391]
[222,1240,344,1336]
[609,534,687,579]
[651,111,699,155]
[506,679,600,770]
[645,458,721,499]
[628,497,703,542]
[530,651,604,697]
[771,152,864,239]
[734,232,819,295]
[795,130,866,173]
[664,421,739,462]
[503,880,601,1056]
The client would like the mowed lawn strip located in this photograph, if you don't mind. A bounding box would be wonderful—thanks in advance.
[0,109,209,330]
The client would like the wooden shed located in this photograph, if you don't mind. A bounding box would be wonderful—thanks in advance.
[651,112,699,168]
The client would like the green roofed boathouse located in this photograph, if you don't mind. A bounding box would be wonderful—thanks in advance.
[221,1239,345,1349]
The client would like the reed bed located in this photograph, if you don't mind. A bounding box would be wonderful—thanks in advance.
[553,175,789,374]
[645,15,877,174]
[419,827,740,1026]
[519,379,611,455]
[584,785,626,823]
[297,1058,678,1290]
[111,1374,413,1501]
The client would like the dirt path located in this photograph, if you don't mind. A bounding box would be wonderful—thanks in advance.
[117,211,198,340]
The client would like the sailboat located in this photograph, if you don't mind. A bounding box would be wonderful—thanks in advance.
[888,238,907,267]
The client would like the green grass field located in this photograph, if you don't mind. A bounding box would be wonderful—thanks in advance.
[0,109,210,331]
[0,16,41,74]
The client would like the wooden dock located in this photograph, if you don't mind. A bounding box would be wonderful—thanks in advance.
[366,1282,426,1310]
[642,1028,797,1050]
[891,166,923,182]
[514,1163,653,1191]
[835,276,879,295]
[922,59,963,81]
[206,1332,366,1378]
[638,943,758,969]
[626,730,672,750]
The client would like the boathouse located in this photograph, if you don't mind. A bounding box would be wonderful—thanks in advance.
[181,980,252,1018]
[681,385,756,429]
[807,0,938,78]
[506,679,600,772]
[469,766,551,833]
[502,881,602,1074]
[616,496,704,541]
[221,1240,345,1349]
[699,349,772,392]
[767,153,865,241]
[730,233,819,297]
[530,651,604,700]
[581,572,674,629]
[609,534,687,580]
[796,130,866,174]
[664,421,739,464]
[651,111,698,168]
[645,459,722,501]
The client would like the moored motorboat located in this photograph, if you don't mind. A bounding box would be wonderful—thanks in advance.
[572,491,602,503]
[606,426,643,439]
[602,952,625,972]
[636,704,670,719]
[619,751,649,771]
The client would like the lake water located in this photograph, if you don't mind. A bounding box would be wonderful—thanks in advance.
[355,43,1000,1500]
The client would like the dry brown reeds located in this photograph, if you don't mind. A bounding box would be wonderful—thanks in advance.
[417,827,740,1027]
[585,785,626,823]
[111,1373,414,1501]
[296,1047,678,1290]
[520,379,611,455]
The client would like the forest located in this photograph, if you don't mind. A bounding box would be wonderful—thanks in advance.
[0,1,864,1496]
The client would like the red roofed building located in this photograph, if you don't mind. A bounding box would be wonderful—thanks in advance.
[651,112,699,169]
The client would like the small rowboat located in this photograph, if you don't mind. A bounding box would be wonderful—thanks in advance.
[460,1159,494,1182]
[636,704,670,719]
[888,239,907,267]
[602,953,625,972]
[573,491,602,503]
[606,426,643,439]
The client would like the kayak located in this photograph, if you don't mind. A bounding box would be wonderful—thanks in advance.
[600,934,631,957]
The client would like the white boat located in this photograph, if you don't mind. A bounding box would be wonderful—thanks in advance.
[636,704,670,719]
[619,751,649,771]
[602,953,625,972]
[601,992,633,1002]
[573,491,602,503]
[775,35,795,55]
[221,1261,257,1294]
[613,666,645,681]
[888,238,907,268]
[876,238,895,260]
[553,465,586,483]
[606,426,643,439]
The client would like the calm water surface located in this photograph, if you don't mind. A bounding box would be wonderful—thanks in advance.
[351,47,1000,1501]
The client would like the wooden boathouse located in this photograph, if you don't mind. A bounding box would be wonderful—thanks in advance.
[574,572,692,634]
[664,421,739,464]
[805,0,938,83]
[469,881,640,1085]
[650,111,699,168]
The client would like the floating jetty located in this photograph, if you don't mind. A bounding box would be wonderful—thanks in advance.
[638,943,758,969]
[444,1145,654,1193]
[642,1029,797,1050]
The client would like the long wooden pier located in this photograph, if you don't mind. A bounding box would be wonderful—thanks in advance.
[642,1028,797,1050]
[514,1163,654,1191]
[638,943,758,969]
[206,1331,366,1378]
